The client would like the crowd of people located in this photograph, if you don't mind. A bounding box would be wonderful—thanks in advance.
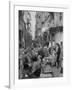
[19,40,63,79]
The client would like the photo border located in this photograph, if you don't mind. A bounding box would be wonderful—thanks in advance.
[9,1,71,88]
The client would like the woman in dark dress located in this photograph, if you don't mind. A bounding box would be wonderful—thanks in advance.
[56,43,61,68]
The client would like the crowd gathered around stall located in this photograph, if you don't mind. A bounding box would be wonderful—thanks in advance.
[19,40,63,79]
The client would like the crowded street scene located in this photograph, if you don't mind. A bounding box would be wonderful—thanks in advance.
[19,10,63,79]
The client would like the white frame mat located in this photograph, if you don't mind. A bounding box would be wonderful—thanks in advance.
[9,1,71,88]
